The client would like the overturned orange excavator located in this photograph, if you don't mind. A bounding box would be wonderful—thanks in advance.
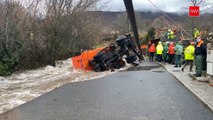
[72,34,142,72]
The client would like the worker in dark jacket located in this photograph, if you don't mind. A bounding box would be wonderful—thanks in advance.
[194,37,206,77]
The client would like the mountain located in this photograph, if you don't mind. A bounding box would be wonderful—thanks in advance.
[93,11,213,35]
[97,11,183,21]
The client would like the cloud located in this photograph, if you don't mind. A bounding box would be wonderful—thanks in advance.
[102,0,192,12]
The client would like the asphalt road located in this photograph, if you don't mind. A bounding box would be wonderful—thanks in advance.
[1,61,213,120]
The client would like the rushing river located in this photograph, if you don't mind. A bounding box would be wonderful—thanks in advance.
[0,58,130,114]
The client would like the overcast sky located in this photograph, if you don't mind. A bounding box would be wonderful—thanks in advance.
[102,0,198,12]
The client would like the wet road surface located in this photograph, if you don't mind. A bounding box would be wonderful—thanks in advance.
[1,61,213,120]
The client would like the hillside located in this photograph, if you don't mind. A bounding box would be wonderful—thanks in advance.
[98,11,182,22]
[95,11,213,35]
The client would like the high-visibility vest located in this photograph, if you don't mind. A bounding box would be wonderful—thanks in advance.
[193,30,200,38]
[156,44,163,55]
[197,40,204,47]
[168,31,174,39]
[168,45,175,54]
[149,45,156,53]
[184,45,195,60]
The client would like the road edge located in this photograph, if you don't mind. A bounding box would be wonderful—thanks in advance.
[157,62,213,112]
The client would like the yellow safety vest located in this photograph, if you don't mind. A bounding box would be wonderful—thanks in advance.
[193,30,200,38]
[184,45,195,60]
[156,44,163,55]
[168,31,174,39]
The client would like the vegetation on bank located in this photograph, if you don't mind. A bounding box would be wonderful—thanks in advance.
[0,0,102,76]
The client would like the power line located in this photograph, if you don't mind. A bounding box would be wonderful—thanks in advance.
[146,0,194,38]
[195,0,204,6]
[200,2,213,13]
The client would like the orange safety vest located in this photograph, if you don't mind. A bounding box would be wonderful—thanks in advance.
[197,40,204,47]
[149,45,156,53]
[168,45,175,54]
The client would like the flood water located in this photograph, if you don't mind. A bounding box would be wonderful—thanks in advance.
[0,59,130,114]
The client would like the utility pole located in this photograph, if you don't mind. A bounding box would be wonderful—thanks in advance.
[5,0,9,49]
[123,0,144,60]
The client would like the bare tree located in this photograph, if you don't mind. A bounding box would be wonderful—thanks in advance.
[41,0,101,66]
[0,0,103,75]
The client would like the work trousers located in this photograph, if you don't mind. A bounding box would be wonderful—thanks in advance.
[182,60,193,71]
[195,55,205,75]
[149,52,155,61]
[168,54,175,64]
[156,54,162,62]
[175,55,182,67]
